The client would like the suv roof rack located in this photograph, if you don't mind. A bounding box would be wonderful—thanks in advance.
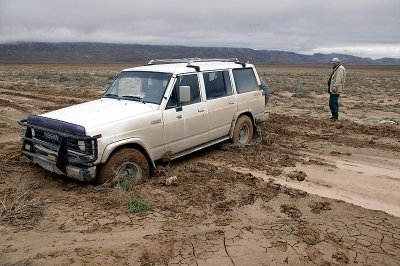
[147,58,247,71]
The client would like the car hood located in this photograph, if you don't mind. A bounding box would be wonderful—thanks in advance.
[42,98,156,131]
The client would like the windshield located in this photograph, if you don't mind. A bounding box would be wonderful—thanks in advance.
[103,71,172,104]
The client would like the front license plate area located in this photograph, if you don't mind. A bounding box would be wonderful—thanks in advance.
[48,154,57,161]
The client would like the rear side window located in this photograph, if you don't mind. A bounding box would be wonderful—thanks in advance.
[232,68,259,94]
[203,71,232,100]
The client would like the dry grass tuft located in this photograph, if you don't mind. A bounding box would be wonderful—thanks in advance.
[1,182,44,230]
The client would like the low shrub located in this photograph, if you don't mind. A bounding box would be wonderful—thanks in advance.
[127,197,149,213]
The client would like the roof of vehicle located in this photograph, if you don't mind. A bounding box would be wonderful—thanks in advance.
[122,58,254,75]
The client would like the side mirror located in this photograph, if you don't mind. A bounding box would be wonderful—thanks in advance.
[260,80,269,105]
[179,86,191,104]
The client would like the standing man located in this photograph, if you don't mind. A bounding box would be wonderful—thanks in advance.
[327,57,346,121]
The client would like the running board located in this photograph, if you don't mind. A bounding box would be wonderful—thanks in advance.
[170,136,230,161]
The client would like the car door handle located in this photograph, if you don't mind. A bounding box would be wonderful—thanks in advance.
[229,101,235,104]
[177,114,182,119]
[151,119,162,125]
[198,109,205,112]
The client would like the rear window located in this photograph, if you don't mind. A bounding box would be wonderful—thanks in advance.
[203,71,232,100]
[232,68,259,94]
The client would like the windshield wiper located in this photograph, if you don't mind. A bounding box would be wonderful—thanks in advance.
[103,93,120,99]
[121,95,145,103]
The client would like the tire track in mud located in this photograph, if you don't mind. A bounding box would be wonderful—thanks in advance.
[0,97,28,113]
[0,87,71,102]
[0,87,89,119]
[0,87,85,106]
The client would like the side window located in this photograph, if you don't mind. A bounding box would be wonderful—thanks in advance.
[166,74,200,108]
[232,68,259,94]
[203,71,232,100]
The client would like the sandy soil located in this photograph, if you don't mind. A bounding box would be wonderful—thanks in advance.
[0,64,400,265]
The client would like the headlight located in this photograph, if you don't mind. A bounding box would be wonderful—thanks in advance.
[20,128,27,139]
[31,128,35,138]
[78,140,86,152]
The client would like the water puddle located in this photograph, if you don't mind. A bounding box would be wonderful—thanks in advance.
[336,160,400,179]
[199,153,400,217]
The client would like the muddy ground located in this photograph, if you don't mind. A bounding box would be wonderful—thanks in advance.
[0,64,400,265]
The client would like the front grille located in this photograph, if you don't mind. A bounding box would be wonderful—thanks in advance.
[35,129,60,145]
[26,126,97,165]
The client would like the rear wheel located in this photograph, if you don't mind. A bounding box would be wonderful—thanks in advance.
[97,148,149,185]
[232,115,254,144]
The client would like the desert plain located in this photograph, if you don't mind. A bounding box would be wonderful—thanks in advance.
[0,63,400,265]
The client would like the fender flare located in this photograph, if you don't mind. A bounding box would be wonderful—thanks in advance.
[100,138,155,167]
[229,110,255,138]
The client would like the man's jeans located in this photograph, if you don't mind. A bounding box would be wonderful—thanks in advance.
[329,94,339,119]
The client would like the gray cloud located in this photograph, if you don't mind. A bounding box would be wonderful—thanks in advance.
[1,0,399,58]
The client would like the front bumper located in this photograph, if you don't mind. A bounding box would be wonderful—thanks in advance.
[32,156,96,182]
[19,116,98,182]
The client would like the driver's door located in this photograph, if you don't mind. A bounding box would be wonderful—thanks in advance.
[162,73,209,154]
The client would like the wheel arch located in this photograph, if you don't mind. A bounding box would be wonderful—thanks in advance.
[100,139,155,170]
[229,111,255,138]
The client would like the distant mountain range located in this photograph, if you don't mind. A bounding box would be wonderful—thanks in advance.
[1,42,399,65]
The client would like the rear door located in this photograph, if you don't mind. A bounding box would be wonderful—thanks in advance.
[202,70,237,140]
[232,67,264,116]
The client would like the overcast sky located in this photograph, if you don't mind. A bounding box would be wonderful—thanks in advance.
[1,0,399,59]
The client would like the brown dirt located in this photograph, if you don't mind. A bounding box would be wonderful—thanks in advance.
[1,64,400,265]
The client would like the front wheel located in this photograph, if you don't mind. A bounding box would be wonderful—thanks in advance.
[97,148,149,185]
[232,115,254,144]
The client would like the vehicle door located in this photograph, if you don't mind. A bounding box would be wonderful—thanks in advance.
[232,67,264,116]
[162,73,209,154]
[202,70,237,140]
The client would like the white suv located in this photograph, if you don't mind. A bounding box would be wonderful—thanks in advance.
[19,58,267,184]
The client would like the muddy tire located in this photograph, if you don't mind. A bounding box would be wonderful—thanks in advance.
[96,148,149,185]
[232,115,254,144]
